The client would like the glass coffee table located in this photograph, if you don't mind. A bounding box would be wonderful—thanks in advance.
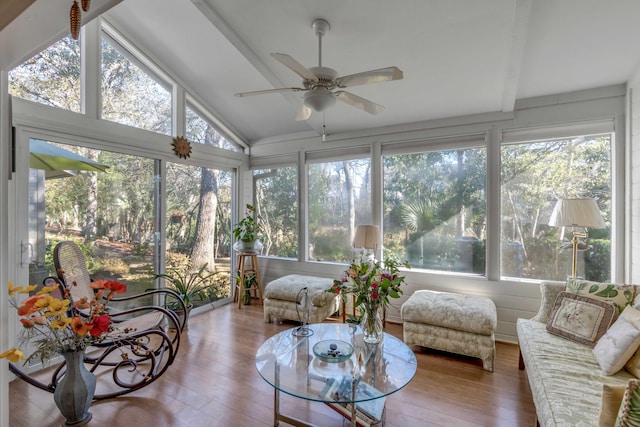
[255,323,417,427]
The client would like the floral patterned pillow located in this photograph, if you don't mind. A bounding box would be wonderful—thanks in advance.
[546,291,616,347]
[566,278,635,315]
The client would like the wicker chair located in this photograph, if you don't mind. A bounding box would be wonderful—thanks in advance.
[10,240,184,399]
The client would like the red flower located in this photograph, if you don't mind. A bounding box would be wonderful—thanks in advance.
[371,292,379,300]
[89,314,111,337]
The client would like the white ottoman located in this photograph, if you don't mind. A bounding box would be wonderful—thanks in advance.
[263,275,341,324]
[401,290,497,371]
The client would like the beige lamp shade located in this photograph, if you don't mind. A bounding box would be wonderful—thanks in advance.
[353,225,380,249]
[548,198,605,228]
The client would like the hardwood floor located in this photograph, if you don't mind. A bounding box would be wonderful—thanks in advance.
[8,303,536,426]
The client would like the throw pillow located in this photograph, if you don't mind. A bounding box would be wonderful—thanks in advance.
[616,378,640,426]
[593,306,640,375]
[599,383,626,427]
[566,278,635,314]
[546,292,616,347]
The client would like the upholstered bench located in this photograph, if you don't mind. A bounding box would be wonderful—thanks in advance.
[401,290,497,371]
[263,275,341,324]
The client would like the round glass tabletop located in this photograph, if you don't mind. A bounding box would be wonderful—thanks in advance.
[255,323,417,406]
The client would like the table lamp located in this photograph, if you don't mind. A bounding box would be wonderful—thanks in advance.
[548,198,605,278]
[353,225,380,260]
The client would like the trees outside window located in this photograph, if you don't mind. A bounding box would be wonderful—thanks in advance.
[500,134,611,281]
[101,36,172,135]
[308,159,371,262]
[254,167,298,258]
[9,36,80,112]
[383,147,487,273]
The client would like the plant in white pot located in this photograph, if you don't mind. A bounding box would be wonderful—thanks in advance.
[232,204,263,252]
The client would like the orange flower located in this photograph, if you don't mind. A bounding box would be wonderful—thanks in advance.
[103,280,127,299]
[19,318,35,328]
[17,295,44,316]
[74,297,90,309]
[71,316,92,337]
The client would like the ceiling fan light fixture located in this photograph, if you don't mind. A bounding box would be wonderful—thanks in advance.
[303,87,336,112]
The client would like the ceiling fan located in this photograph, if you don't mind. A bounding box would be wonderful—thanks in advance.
[235,19,403,121]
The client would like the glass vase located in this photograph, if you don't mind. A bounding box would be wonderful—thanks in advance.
[361,305,383,344]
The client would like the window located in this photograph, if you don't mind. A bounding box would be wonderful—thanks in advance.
[308,158,371,262]
[254,167,298,258]
[10,36,80,112]
[500,133,612,281]
[383,146,487,274]
[101,35,172,135]
[28,139,156,305]
[165,162,233,304]
[186,104,242,152]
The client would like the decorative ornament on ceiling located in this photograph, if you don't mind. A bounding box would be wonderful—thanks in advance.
[235,19,403,121]
[172,136,192,159]
[69,0,91,40]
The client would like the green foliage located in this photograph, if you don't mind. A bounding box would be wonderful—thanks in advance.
[232,204,262,242]
[155,263,221,309]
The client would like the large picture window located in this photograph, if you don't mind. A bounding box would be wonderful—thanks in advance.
[500,133,612,281]
[308,158,371,263]
[255,167,298,258]
[383,146,487,274]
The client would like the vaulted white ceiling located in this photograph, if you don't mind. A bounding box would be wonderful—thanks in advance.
[4,0,640,146]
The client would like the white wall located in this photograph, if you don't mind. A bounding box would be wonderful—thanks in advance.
[252,84,627,343]
[628,72,640,283]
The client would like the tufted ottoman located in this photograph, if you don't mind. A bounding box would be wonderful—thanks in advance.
[263,275,341,324]
[401,290,497,371]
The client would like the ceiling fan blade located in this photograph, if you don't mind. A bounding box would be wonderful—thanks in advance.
[271,53,319,81]
[335,91,385,115]
[295,105,312,121]
[235,87,305,97]
[336,66,403,88]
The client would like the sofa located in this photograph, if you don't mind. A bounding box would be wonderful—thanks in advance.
[517,281,640,426]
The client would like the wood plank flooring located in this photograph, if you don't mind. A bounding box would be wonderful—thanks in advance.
[8,303,536,426]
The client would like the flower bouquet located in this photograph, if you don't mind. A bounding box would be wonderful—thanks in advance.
[328,254,409,343]
[0,278,126,365]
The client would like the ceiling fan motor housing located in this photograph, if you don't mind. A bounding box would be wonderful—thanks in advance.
[303,66,338,111]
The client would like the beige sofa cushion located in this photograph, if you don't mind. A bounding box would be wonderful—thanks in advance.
[264,275,336,307]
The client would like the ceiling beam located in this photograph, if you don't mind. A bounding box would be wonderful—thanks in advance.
[501,0,533,113]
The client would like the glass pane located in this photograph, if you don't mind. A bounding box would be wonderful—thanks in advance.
[383,148,487,273]
[10,36,80,112]
[165,162,232,306]
[255,167,298,258]
[28,139,156,307]
[186,105,242,152]
[500,134,611,281]
[308,159,371,263]
[101,37,172,135]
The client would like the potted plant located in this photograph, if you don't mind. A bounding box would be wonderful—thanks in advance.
[235,270,257,305]
[233,204,263,252]
[154,263,219,329]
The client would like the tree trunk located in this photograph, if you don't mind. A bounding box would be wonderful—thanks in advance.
[190,127,222,270]
[343,162,355,242]
[83,160,99,242]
